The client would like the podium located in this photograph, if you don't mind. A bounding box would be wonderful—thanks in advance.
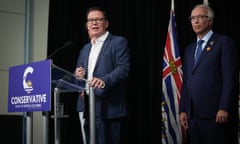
[51,63,96,144]
[51,63,86,144]
[8,60,96,144]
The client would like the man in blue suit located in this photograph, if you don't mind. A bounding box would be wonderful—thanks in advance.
[75,7,130,144]
[179,4,239,144]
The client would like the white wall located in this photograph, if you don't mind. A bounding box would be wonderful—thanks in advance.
[0,0,25,115]
[0,0,49,144]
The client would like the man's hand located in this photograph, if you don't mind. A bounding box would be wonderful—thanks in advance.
[216,110,228,123]
[179,112,188,130]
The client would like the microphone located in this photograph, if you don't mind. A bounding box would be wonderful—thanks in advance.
[47,41,73,59]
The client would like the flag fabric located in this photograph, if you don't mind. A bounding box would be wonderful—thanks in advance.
[161,0,183,144]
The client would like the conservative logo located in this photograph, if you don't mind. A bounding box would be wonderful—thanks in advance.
[23,66,34,94]
[8,60,51,112]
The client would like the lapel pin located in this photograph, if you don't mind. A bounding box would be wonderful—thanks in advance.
[206,47,211,51]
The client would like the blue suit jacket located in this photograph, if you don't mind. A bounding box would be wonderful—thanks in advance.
[180,32,238,118]
[76,33,130,119]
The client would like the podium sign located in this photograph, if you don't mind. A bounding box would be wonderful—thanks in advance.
[8,60,51,112]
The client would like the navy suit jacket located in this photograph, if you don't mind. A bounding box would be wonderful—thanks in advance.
[76,33,130,119]
[180,32,238,119]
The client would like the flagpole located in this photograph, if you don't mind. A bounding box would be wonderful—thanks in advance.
[171,0,174,10]
[203,0,209,5]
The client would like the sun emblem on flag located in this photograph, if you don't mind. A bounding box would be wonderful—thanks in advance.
[169,60,177,74]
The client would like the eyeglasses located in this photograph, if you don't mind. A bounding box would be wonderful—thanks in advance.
[189,15,209,21]
[87,18,105,23]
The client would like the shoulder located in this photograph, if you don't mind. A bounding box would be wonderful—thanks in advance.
[210,32,237,53]
[212,32,234,43]
[82,42,91,49]
[107,33,128,43]
[79,43,91,54]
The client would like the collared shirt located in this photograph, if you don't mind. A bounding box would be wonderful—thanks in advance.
[195,30,213,55]
[87,31,109,80]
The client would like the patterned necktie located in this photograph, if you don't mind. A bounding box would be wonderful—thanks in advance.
[195,40,204,63]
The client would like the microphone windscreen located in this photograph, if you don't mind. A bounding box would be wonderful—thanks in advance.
[63,41,74,48]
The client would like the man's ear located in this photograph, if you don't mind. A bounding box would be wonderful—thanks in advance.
[105,20,109,29]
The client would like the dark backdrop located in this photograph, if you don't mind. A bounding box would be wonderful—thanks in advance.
[46,0,239,144]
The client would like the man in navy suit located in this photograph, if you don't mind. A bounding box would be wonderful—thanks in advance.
[75,7,130,144]
[179,4,239,144]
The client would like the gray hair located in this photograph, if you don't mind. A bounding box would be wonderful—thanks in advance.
[193,4,214,20]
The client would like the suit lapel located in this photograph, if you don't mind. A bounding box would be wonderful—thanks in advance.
[93,33,112,71]
[193,33,217,69]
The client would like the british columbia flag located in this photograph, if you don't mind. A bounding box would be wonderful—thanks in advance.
[161,0,184,143]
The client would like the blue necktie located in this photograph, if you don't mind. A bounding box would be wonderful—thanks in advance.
[195,40,204,63]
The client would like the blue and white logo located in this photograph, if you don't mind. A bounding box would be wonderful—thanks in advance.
[23,66,34,94]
